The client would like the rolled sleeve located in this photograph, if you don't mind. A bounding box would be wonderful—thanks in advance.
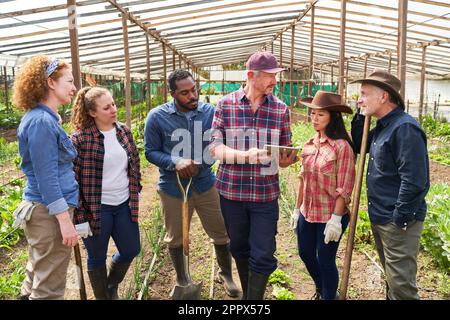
[334,142,356,204]
[48,198,69,215]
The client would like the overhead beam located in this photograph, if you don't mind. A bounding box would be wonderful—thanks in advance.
[290,25,295,107]
[146,33,151,110]
[265,0,318,48]
[398,0,408,99]
[106,0,195,68]
[338,0,346,99]
[67,0,81,90]
[121,12,132,128]
[418,45,427,123]
[308,4,315,97]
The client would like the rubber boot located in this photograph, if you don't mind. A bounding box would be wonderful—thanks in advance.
[169,247,189,288]
[214,244,240,298]
[107,261,131,300]
[87,266,109,300]
[311,288,323,300]
[235,258,249,300]
[169,246,193,299]
[246,270,269,300]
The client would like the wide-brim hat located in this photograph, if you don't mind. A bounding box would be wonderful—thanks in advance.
[351,69,405,110]
[300,91,352,114]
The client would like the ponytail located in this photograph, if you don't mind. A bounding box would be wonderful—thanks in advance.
[71,86,110,130]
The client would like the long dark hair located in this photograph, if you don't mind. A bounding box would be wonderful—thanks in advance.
[325,111,356,154]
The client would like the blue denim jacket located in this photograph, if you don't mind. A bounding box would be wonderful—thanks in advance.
[144,101,216,199]
[18,104,78,215]
[351,107,430,227]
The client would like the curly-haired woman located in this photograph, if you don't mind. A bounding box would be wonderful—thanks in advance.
[14,55,78,300]
[70,87,141,300]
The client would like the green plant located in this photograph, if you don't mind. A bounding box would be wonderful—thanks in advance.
[422,114,450,138]
[0,250,27,299]
[290,121,316,147]
[126,204,165,300]
[0,138,18,162]
[355,210,373,245]
[421,183,450,272]
[0,184,25,249]
[272,285,295,300]
[437,272,450,299]
[268,269,292,286]
[151,95,165,108]
[0,107,22,130]
[201,86,216,96]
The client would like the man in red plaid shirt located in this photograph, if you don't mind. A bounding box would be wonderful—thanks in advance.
[210,51,298,300]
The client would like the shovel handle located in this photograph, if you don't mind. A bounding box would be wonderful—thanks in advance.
[182,201,189,256]
[339,114,371,300]
[73,243,87,300]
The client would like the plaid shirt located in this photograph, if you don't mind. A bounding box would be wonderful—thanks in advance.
[211,87,292,202]
[71,123,141,235]
[300,134,355,223]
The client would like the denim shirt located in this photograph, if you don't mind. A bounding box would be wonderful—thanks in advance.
[18,104,78,215]
[144,101,216,199]
[351,107,430,227]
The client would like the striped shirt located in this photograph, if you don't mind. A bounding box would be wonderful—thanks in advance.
[300,134,355,223]
[211,87,292,202]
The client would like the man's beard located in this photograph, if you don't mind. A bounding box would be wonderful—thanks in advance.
[177,99,198,111]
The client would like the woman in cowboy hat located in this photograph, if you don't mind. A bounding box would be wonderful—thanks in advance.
[291,91,356,300]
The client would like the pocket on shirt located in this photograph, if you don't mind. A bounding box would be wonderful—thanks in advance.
[319,153,336,176]
[59,136,77,163]
[372,144,389,173]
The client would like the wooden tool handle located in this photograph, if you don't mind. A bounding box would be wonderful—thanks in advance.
[339,115,371,300]
[73,243,87,300]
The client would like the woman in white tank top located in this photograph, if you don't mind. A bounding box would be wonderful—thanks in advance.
[70,87,141,300]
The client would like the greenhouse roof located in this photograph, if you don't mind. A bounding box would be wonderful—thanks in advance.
[0,0,449,79]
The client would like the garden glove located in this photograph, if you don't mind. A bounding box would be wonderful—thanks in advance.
[291,208,301,230]
[324,214,342,244]
[75,222,93,238]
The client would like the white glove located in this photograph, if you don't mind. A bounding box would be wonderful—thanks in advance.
[290,208,301,230]
[75,222,93,238]
[324,214,342,244]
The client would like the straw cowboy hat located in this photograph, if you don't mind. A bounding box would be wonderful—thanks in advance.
[351,69,405,110]
[300,91,352,114]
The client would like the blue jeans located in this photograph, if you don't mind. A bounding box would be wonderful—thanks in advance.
[82,199,140,270]
[219,195,279,275]
[296,213,349,300]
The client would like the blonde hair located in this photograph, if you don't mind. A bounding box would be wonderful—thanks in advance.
[12,55,69,111]
[71,86,111,130]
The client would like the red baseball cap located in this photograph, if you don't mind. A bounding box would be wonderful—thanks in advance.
[246,51,285,73]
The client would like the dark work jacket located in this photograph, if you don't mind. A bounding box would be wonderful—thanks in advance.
[351,107,430,227]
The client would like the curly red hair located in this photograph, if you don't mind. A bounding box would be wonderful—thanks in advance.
[12,55,69,111]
